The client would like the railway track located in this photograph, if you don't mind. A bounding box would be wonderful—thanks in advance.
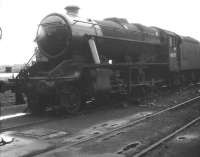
[1,83,199,133]
[0,116,52,133]
[2,95,200,134]
[27,95,200,157]
[0,103,27,117]
[1,107,74,133]
[0,107,70,133]
[133,116,200,157]
[63,95,200,146]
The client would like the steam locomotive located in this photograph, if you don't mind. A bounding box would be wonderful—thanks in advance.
[15,6,200,114]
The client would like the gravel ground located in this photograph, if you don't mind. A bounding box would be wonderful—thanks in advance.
[138,84,200,108]
[147,121,200,157]
[1,84,200,157]
[33,93,200,157]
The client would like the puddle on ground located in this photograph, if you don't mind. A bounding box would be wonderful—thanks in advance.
[175,134,199,143]
[100,131,126,142]
[64,111,153,143]
[76,135,86,140]
[128,112,153,120]
[98,120,127,129]
[90,111,153,131]
[16,128,69,139]
[117,141,141,154]
[42,131,68,139]
[64,130,104,143]
[64,135,89,143]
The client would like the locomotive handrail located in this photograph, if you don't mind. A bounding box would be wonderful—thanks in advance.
[81,63,169,72]
[72,19,125,32]
[12,63,168,81]
[26,51,36,66]
[39,22,66,27]
[85,34,162,46]
[83,63,169,68]
[28,75,78,80]
[73,19,159,39]
[15,51,36,79]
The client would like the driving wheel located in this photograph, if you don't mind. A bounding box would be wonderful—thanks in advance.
[27,93,45,115]
[59,86,81,114]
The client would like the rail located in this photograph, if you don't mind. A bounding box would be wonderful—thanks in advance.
[133,116,200,157]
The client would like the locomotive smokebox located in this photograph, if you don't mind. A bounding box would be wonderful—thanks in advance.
[36,14,72,58]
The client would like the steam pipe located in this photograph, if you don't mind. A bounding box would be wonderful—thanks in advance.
[88,38,101,64]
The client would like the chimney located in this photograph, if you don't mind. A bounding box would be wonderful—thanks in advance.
[65,5,80,17]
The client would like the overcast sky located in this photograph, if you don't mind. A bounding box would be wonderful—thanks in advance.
[0,0,200,65]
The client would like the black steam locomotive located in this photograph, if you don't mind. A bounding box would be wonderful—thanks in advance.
[15,6,200,114]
